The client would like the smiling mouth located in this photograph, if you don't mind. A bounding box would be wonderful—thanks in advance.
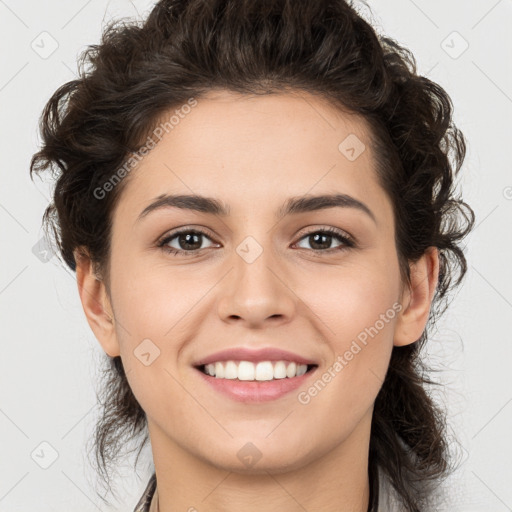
[195,361,318,381]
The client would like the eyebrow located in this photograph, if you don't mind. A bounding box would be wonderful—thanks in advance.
[136,193,377,224]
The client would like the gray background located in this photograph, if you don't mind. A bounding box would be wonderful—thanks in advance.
[1,0,511,510]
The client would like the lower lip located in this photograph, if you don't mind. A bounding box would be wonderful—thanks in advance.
[194,366,318,403]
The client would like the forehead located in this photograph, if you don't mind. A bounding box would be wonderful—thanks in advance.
[114,89,390,223]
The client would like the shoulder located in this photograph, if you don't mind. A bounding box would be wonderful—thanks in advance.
[376,461,448,512]
[377,465,408,512]
[133,472,157,512]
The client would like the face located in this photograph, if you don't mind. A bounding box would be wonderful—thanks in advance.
[85,89,418,474]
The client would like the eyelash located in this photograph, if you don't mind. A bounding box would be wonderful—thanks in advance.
[157,226,356,257]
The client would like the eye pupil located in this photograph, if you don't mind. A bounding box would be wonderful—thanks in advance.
[309,233,332,250]
[179,232,202,250]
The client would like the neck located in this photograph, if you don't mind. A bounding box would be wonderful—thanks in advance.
[148,410,373,512]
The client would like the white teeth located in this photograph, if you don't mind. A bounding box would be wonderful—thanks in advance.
[255,361,273,381]
[224,360,238,379]
[239,361,255,380]
[203,360,310,380]
[273,361,287,379]
[214,362,225,378]
[297,364,307,376]
[286,362,296,378]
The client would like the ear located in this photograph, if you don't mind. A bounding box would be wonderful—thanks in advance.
[394,246,440,347]
[74,247,120,357]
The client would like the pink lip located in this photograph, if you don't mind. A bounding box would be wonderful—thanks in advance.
[195,365,318,403]
[193,347,318,367]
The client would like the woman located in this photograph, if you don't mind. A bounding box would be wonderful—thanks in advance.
[30,0,475,511]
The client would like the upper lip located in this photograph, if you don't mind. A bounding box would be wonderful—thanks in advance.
[193,347,318,367]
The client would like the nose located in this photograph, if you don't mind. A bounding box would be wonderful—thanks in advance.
[216,241,297,328]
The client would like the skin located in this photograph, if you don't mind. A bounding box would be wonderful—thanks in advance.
[74,89,439,512]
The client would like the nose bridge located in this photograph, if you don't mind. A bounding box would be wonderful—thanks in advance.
[237,235,278,288]
[217,230,296,324]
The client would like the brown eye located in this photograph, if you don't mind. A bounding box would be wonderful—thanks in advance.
[158,228,217,256]
[295,227,355,253]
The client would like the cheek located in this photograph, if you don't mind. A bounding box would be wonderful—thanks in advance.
[295,275,398,434]
[295,258,401,342]
[293,260,399,400]
[109,255,205,341]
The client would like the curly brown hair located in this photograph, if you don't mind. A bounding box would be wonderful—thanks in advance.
[30,1,475,510]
